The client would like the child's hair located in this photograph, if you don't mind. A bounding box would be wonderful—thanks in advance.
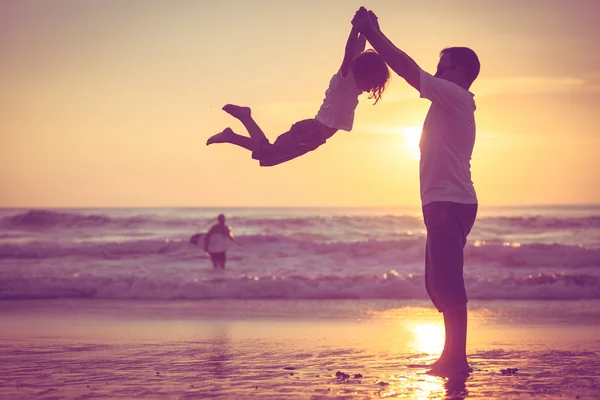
[351,49,390,105]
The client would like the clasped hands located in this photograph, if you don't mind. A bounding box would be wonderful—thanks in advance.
[351,6,380,32]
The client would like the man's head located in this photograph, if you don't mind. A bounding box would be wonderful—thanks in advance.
[435,47,480,89]
[217,214,226,224]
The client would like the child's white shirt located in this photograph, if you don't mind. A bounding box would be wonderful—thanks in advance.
[315,69,362,131]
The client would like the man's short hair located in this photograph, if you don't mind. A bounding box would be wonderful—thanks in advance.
[440,47,480,85]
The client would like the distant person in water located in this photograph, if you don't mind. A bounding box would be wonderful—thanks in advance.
[352,8,480,376]
[204,214,234,269]
[205,25,390,167]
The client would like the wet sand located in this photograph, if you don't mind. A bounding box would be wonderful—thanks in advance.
[1,299,599,399]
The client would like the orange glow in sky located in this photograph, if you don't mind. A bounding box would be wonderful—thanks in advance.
[1,1,599,207]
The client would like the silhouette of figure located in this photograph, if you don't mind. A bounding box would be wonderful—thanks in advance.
[204,214,234,269]
[352,7,480,376]
[206,25,390,167]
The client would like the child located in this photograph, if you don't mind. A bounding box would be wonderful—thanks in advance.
[206,25,390,167]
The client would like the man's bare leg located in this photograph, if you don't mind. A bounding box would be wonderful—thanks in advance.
[428,304,471,376]
[447,304,469,369]
[430,312,452,368]
[222,104,269,143]
[206,128,254,150]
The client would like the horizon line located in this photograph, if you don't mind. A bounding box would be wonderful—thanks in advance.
[1,204,599,210]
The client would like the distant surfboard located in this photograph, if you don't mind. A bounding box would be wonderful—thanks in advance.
[205,233,232,253]
[189,233,204,246]
[189,232,232,253]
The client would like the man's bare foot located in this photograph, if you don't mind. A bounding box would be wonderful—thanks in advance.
[222,104,251,120]
[426,359,472,377]
[206,128,235,145]
[429,356,445,369]
[428,349,452,368]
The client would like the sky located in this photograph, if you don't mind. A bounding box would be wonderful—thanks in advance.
[1,0,599,207]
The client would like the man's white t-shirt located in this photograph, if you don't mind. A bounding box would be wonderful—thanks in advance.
[419,69,478,206]
[315,70,362,131]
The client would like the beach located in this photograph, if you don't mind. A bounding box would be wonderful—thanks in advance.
[1,299,599,399]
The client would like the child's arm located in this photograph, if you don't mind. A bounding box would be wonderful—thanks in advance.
[341,27,365,77]
[354,32,367,58]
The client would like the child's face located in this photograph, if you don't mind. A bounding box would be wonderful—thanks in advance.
[353,71,372,93]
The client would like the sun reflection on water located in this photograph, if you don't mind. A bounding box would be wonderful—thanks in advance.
[414,374,446,399]
[412,323,445,355]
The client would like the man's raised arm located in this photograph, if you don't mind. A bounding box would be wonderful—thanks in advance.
[352,8,421,91]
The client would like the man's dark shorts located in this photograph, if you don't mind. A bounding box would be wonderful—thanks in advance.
[252,119,326,167]
[423,201,478,312]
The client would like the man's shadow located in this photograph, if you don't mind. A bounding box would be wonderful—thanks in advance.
[444,373,469,399]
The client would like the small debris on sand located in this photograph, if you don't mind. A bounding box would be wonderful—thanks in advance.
[335,371,350,380]
[500,368,519,376]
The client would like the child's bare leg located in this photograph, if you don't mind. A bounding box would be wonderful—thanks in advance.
[206,128,254,151]
[222,104,268,143]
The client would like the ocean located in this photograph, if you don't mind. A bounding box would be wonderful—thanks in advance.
[1,205,599,301]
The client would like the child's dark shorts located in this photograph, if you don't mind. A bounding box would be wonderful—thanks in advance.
[251,119,326,167]
[423,201,478,312]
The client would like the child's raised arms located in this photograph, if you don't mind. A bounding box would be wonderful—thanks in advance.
[340,27,366,77]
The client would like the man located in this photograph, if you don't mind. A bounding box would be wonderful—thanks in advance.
[204,214,234,269]
[352,7,480,376]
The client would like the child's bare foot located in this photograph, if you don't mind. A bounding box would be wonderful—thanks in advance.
[222,104,251,120]
[206,128,235,145]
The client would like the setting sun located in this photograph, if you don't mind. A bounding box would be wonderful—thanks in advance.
[400,126,423,159]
